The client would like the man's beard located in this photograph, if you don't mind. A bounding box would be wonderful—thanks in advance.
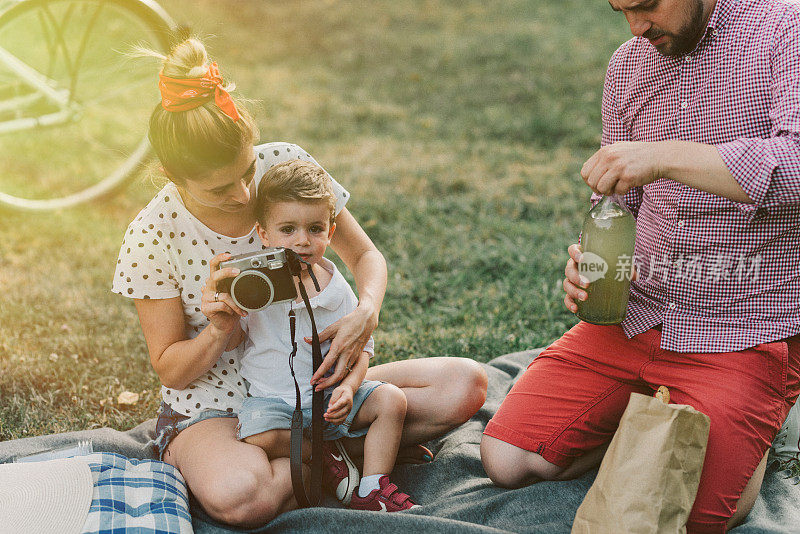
[645,0,707,57]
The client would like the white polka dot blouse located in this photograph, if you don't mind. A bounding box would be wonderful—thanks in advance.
[112,142,350,416]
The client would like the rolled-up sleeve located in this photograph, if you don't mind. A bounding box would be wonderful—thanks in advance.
[717,11,800,210]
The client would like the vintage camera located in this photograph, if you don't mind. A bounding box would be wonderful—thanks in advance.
[218,247,298,311]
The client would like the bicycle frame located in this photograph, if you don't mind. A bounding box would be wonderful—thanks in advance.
[0,43,75,134]
[0,0,174,136]
[0,0,176,210]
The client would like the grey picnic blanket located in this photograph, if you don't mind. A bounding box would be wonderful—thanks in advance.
[2,349,798,533]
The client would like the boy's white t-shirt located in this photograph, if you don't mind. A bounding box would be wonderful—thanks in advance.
[111,142,350,416]
[239,257,375,405]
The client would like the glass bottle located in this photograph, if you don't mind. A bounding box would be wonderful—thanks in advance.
[575,195,637,325]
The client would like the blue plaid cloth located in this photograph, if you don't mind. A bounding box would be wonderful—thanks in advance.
[81,452,192,534]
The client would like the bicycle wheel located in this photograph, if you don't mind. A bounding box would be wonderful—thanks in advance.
[0,0,175,211]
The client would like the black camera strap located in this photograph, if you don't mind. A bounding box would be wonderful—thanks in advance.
[287,264,324,508]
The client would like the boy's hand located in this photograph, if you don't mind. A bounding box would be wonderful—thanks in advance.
[324,385,354,425]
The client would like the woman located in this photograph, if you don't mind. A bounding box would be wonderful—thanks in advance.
[112,37,487,527]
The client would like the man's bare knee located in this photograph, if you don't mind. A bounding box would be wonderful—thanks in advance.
[727,451,769,530]
[480,434,564,488]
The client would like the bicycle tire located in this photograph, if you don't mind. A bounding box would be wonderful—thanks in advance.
[0,0,176,211]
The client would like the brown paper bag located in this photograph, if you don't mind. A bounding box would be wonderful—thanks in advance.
[572,392,710,534]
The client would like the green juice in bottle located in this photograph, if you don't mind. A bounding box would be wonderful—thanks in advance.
[576,195,637,325]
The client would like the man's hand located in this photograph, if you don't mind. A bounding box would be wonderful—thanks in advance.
[563,244,589,314]
[324,385,354,425]
[563,243,637,314]
[581,141,664,196]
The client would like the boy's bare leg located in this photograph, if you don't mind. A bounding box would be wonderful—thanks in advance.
[348,384,408,475]
[244,428,310,462]
[343,357,487,465]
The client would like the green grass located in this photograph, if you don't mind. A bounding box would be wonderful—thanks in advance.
[0,0,631,440]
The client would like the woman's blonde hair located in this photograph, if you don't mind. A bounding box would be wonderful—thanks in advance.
[256,160,337,228]
[146,38,258,183]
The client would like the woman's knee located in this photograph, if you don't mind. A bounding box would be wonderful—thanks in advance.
[480,434,563,488]
[442,358,488,423]
[199,462,285,527]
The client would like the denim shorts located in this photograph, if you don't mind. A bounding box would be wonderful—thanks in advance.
[236,380,384,441]
[152,402,238,460]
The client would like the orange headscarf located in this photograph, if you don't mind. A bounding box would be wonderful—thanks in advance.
[158,62,240,122]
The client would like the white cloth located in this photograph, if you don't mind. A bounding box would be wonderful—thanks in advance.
[112,142,350,416]
[0,458,93,534]
[240,258,374,404]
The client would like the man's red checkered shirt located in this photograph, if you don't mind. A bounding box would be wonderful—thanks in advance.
[595,0,800,352]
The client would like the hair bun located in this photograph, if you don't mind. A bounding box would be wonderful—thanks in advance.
[147,36,258,180]
[162,38,208,78]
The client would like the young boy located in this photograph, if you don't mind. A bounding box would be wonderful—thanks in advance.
[233,159,419,511]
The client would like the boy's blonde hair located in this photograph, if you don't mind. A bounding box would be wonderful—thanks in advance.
[146,38,258,182]
[256,160,337,228]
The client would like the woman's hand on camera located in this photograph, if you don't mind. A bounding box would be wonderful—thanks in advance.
[201,252,247,336]
[309,304,376,391]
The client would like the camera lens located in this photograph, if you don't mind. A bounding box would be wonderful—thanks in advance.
[232,273,274,310]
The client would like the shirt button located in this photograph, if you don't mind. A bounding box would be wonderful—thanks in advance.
[677,220,685,227]
[668,302,677,310]
[681,101,689,109]
[684,56,692,63]
[713,29,719,36]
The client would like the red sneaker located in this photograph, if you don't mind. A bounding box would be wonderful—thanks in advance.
[322,440,359,504]
[349,476,420,512]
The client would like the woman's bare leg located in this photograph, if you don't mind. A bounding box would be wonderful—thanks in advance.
[163,417,298,528]
[249,357,485,466]
[366,356,488,446]
[244,429,310,462]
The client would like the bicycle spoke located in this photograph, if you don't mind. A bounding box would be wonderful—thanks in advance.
[39,3,75,79]
[37,11,58,79]
[68,1,106,98]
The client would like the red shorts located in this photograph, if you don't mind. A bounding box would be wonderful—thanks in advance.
[484,322,800,533]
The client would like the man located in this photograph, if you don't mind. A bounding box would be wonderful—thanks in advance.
[480,0,800,531]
